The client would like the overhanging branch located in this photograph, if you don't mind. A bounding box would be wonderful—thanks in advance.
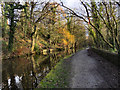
[60,1,114,48]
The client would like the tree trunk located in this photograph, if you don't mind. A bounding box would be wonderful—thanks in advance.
[31,25,38,53]
[8,6,15,52]
[31,35,35,53]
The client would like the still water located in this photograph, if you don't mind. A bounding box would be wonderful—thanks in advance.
[2,50,74,89]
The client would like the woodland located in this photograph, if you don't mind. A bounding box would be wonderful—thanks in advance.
[1,0,120,89]
[1,1,120,58]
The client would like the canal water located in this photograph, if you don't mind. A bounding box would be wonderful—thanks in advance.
[2,50,74,89]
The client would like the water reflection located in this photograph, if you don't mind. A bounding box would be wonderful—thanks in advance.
[2,50,74,89]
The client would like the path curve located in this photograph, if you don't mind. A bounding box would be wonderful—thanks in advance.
[70,49,119,88]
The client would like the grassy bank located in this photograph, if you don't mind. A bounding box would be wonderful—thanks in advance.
[36,54,73,88]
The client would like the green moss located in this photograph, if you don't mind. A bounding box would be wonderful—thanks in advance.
[36,54,72,88]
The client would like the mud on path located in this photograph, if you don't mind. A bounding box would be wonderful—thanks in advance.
[69,49,119,88]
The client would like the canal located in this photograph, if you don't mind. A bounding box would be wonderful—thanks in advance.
[2,50,75,89]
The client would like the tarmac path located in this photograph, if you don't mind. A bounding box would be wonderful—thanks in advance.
[70,49,119,88]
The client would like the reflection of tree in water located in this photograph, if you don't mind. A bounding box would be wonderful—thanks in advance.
[31,55,51,85]
[2,67,9,89]
[2,57,33,89]
[9,61,18,89]
[2,51,73,89]
[3,60,20,89]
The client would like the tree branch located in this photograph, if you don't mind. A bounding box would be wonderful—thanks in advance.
[60,1,114,48]
[116,2,120,6]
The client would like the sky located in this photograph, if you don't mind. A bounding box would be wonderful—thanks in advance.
[62,0,80,8]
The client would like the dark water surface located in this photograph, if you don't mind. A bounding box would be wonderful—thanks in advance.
[2,50,74,89]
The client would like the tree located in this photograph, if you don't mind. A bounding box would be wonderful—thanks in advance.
[60,1,120,54]
[3,2,27,52]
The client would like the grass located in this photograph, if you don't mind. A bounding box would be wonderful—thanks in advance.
[36,54,73,88]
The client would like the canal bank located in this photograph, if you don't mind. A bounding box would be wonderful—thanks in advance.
[36,48,85,88]
[37,54,73,88]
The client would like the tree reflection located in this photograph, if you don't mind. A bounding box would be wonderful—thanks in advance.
[2,50,73,89]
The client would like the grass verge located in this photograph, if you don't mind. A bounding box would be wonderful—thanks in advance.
[36,54,73,88]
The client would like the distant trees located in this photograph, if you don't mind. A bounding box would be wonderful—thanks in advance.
[1,1,86,57]
[2,0,119,57]
[60,1,120,54]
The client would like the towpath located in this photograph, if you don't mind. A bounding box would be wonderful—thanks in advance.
[70,49,119,88]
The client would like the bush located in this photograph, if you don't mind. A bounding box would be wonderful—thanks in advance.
[34,43,40,52]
